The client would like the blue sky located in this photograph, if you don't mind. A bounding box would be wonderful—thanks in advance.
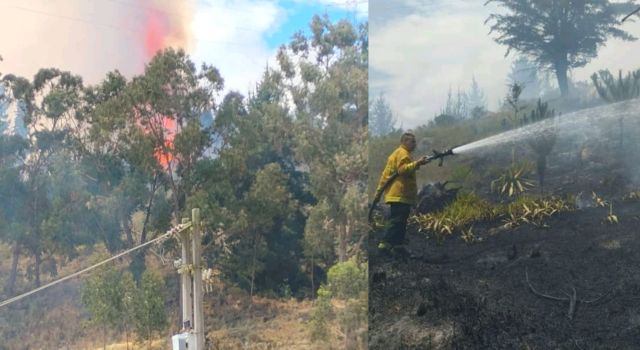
[190,0,367,97]
[264,0,364,49]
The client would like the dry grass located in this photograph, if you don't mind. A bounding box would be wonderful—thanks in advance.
[1,241,325,350]
[91,338,168,350]
[208,296,318,349]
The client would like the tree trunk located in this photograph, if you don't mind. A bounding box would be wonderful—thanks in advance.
[131,173,158,282]
[125,326,130,350]
[123,219,134,247]
[165,160,182,223]
[34,249,41,287]
[555,59,570,97]
[338,225,347,263]
[311,254,315,300]
[250,235,257,303]
[139,173,159,245]
[6,241,20,294]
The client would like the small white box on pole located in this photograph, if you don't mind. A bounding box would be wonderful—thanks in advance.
[172,333,189,350]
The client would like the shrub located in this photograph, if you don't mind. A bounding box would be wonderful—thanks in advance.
[491,162,535,198]
[413,192,497,242]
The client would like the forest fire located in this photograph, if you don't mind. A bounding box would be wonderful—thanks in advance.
[154,117,177,169]
[144,12,168,59]
[140,7,189,170]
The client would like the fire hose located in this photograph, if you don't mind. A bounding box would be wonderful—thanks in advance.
[368,148,455,224]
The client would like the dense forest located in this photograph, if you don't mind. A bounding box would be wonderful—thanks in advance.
[0,15,367,349]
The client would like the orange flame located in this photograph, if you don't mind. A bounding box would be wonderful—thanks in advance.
[154,117,177,169]
[140,7,187,171]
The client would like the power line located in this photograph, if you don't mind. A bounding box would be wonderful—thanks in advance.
[0,225,185,310]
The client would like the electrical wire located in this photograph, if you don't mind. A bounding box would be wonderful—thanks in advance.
[0,230,174,309]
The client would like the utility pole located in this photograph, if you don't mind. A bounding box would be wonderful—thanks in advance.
[192,208,205,349]
[172,209,205,350]
[179,218,193,331]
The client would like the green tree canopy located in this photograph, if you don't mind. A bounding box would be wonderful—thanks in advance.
[486,0,637,96]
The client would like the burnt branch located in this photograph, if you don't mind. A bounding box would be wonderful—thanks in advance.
[525,269,610,320]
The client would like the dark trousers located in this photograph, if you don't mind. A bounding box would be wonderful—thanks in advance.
[383,203,411,246]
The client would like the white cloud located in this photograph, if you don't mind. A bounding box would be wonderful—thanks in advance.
[191,0,284,97]
[371,4,512,128]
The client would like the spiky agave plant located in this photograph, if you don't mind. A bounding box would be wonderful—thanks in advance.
[491,162,535,198]
[503,196,572,228]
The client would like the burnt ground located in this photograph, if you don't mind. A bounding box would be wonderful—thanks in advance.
[369,201,640,349]
[368,145,640,349]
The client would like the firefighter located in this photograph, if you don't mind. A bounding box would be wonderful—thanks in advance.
[376,132,430,252]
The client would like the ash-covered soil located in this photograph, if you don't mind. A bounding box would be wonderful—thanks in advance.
[369,199,640,350]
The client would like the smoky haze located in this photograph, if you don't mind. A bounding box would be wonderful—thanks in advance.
[369,0,640,129]
[0,0,194,83]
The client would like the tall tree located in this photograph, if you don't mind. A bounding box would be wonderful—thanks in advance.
[81,255,136,349]
[0,134,28,294]
[508,57,545,99]
[485,0,637,96]
[278,15,368,264]
[2,68,88,288]
[131,270,168,345]
[468,76,487,116]
[81,49,223,280]
[369,92,395,136]
[440,87,469,120]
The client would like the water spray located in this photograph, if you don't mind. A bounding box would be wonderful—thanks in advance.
[452,99,640,155]
[369,98,640,224]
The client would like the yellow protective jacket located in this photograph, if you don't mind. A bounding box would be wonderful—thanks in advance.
[376,145,420,205]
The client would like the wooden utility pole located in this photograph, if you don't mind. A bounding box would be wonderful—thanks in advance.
[173,209,205,350]
[179,218,193,331]
[192,208,205,349]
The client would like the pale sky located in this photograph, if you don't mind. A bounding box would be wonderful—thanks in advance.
[0,0,366,98]
[370,0,640,129]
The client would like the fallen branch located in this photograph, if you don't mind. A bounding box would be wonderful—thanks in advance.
[561,287,577,320]
[525,269,567,302]
[525,268,610,320]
